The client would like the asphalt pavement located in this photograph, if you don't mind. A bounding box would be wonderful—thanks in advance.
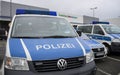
[96,53,120,75]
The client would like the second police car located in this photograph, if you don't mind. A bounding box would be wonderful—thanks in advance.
[73,25,107,59]
[1,9,96,75]
[80,33,107,59]
[77,21,120,53]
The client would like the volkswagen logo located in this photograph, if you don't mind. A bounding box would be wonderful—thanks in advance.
[98,48,101,51]
[57,59,67,70]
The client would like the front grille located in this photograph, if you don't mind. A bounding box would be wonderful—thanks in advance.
[92,48,104,52]
[32,57,85,72]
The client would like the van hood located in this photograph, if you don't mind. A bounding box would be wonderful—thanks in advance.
[109,34,120,39]
[8,38,90,61]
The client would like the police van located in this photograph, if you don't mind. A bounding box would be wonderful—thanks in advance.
[77,21,120,53]
[80,33,107,59]
[73,25,107,59]
[1,9,96,75]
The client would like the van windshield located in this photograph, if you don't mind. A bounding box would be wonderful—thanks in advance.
[102,25,120,34]
[11,16,77,38]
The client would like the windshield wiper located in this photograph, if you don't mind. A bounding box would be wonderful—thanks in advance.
[42,35,76,38]
[11,35,76,38]
[11,36,42,38]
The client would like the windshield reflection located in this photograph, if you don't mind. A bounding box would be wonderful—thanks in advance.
[102,25,120,34]
[12,16,77,38]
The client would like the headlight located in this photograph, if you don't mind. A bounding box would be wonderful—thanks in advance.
[86,50,94,63]
[5,57,29,70]
[112,39,120,42]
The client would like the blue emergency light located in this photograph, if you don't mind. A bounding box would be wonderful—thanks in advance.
[16,9,57,16]
[92,21,109,24]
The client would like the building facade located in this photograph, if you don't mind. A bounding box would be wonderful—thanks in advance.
[83,15,99,24]
[105,18,120,26]
[0,1,49,31]
[58,13,99,25]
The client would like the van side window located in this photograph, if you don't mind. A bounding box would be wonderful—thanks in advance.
[93,26,104,35]
[78,26,92,33]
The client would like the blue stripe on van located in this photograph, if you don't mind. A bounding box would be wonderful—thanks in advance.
[109,34,120,39]
[9,39,26,58]
[87,34,111,41]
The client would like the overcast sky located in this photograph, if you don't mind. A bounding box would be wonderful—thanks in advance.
[3,0,120,20]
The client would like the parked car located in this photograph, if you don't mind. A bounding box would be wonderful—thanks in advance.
[73,25,107,59]
[80,33,107,59]
[77,22,120,53]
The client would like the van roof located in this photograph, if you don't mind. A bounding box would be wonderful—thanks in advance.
[77,24,110,26]
[14,14,65,19]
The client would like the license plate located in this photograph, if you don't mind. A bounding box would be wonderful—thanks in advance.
[96,52,104,56]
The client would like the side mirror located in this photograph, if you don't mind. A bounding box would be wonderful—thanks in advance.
[77,31,82,36]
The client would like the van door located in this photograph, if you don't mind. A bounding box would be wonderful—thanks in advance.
[92,25,105,42]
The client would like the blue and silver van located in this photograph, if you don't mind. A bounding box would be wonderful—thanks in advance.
[78,22,120,53]
[81,33,107,59]
[1,10,96,75]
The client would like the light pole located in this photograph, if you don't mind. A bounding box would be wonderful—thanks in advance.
[90,7,97,17]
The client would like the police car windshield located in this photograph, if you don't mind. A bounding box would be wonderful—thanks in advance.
[11,16,77,38]
[102,25,120,34]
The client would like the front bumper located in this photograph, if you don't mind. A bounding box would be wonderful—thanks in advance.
[111,42,120,52]
[92,48,107,59]
[5,61,96,75]
[94,52,107,59]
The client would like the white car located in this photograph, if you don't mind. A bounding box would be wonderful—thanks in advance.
[81,33,107,59]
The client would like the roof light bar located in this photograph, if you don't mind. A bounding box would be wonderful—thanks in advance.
[16,9,57,16]
[92,21,109,24]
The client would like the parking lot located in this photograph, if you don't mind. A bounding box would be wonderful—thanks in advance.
[96,53,120,75]
[0,40,120,75]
